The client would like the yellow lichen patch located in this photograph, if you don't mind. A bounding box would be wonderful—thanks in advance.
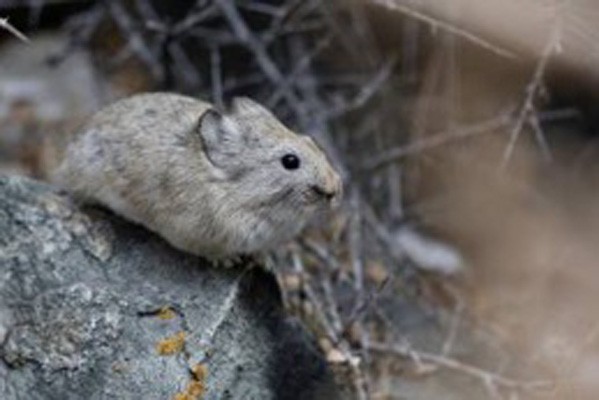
[157,306,177,320]
[185,380,206,398]
[156,331,186,355]
[192,363,208,381]
[172,364,208,400]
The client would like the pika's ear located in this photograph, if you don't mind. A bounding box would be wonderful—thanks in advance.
[197,108,223,145]
[230,96,267,116]
[197,108,242,165]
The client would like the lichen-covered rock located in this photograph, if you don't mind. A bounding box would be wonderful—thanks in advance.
[0,175,341,400]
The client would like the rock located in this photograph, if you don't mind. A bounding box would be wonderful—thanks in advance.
[0,175,342,400]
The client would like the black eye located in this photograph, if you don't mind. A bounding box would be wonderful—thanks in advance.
[281,154,300,170]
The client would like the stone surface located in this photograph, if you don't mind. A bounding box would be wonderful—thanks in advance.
[0,175,341,400]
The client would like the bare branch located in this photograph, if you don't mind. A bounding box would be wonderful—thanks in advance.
[529,110,553,163]
[361,112,512,171]
[288,249,369,400]
[209,45,224,109]
[266,33,333,107]
[370,0,516,59]
[214,0,310,126]
[261,0,305,44]
[168,42,203,90]
[0,17,30,43]
[501,18,561,168]
[171,3,218,35]
[325,58,397,118]
[367,341,554,392]
[106,0,164,81]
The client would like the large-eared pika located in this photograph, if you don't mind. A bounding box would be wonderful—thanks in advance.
[52,92,342,259]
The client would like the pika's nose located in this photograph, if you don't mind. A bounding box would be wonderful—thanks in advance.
[311,184,337,201]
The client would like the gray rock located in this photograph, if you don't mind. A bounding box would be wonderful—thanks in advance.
[0,175,342,400]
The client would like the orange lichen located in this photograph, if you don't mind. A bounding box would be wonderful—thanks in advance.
[172,363,208,400]
[156,331,186,355]
[192,363,208,381]
[185,380,206,398]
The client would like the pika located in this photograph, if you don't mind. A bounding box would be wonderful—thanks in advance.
[52,92,342,259]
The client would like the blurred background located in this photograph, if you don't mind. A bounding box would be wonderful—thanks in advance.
[2,0,599,398]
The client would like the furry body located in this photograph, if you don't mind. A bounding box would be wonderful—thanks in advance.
[53,93,341,258]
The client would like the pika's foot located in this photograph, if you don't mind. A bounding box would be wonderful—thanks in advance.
[210,253,268,269]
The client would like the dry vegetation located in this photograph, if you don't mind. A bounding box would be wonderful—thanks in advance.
[2,0,599,399]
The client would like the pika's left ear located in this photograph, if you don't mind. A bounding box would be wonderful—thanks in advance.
[230,96,270,117]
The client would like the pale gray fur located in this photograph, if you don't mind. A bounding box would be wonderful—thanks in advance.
[52,92,342,258]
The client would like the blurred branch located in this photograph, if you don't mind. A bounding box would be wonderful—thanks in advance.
[261,0,305,44]
[266,33,333,107]
[368,341,553,394]
[209,44,224,109]
[370,0,516,59]
[0,17,30,43]
[289,248,369,400]
[46,5,105,66]
[106,0,164,81]
[326,57,397,119]
[171,4,218,36]
[215,0,300,101]
[361,112,512,171]
[501,18,561,169]
[529,110,553,163]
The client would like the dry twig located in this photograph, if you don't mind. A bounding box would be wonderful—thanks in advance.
[289,249,369,400]
[369,0,515,59]
[501,14,562,168]
[368,342,553,394]
[0,17,29,43]
[362,112,512,171]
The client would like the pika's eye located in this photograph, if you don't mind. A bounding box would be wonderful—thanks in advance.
[281,153,300,170]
